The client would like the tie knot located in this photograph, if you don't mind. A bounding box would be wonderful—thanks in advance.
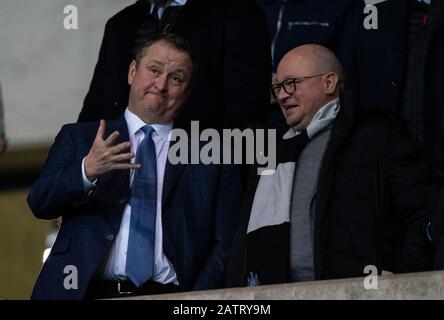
[140,125,155,138]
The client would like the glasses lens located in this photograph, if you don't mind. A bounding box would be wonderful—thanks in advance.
[283,78,296,95]
[270,84,280,98]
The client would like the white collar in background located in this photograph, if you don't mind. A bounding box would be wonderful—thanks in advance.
[149,0,188,15]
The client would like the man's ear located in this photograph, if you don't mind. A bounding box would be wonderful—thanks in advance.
[323,72,339,95]
[128,60,137,85]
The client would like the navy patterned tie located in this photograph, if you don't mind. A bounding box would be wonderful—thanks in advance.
[126,125,157,287]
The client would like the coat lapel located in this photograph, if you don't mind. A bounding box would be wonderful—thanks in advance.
[313,91,357,278]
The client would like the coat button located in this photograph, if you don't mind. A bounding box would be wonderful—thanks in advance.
[113,101,119,107]
[391,82,398,88]
[106,234,115,242]
[118,198,127,205]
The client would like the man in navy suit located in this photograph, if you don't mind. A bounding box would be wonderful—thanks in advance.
[28,34,241,299]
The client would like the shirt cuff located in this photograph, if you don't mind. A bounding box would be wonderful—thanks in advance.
[81,157,97,192]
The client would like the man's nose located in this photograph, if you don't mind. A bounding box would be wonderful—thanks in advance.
[155,75,168,92]
[276,88,290,102]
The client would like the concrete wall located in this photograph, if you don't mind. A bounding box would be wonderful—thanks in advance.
[0,0,134,150]
[0,189,52,299]
[119,271,444,300]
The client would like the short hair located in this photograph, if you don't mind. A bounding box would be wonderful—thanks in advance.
[133,33,197,78]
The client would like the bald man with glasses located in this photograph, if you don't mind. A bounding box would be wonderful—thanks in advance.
[227,44,433,287]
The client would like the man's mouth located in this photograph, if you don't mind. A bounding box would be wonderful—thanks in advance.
[283,104,298,112]
[145,90,167,99]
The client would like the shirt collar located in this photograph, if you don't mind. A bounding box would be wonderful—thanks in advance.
[172,0,187,6]
[149,0,187,8]
[124,108,173,140]
[149,0,187,16]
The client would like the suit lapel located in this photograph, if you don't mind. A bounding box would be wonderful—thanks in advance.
[162,139,185,207]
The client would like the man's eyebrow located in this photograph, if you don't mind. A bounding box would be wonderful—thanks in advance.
[171,68,186,74]
[273,76,294,84]
[146,59,164,65]
[145,60,188,73]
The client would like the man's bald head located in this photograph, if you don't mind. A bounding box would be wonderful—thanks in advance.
[274,44,343,130]
[278,44,343,85]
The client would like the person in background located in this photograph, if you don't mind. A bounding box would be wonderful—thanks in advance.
[256,0,359,130]
[355,0,444,168]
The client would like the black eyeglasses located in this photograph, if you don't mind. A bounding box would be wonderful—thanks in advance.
[270,73,327,99]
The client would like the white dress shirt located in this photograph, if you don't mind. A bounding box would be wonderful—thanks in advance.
[149,0,187,18]
[81,108,178,285]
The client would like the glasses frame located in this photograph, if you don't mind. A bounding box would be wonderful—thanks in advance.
[270,73,328,99]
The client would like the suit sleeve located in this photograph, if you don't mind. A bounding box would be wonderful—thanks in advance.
[222,0,271,129]
[192,164,242,290]
[78,18,114,122]
[27,125,89,220]
[387,119,434,272]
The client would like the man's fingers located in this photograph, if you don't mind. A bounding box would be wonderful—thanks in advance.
[111,141,132,154]
[109,152,136,163]
[104,130,120,146]
[111,163,141,171]
[95,119,106,140]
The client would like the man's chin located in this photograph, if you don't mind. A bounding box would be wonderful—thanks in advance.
[143,101,165,113]
[285,116,301,127]
[147,108,179,123]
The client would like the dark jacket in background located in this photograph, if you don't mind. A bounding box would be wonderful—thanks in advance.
[355,0,444,166]
[256,0,360,130]
[78,0,271,131]
[348,0,444,270]
[227,92,434,287]
[257,0,359,81]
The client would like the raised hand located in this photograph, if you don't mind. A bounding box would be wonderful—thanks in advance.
[84,120,140,181]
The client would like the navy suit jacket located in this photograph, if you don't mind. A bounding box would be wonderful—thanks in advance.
[28,116,241,299]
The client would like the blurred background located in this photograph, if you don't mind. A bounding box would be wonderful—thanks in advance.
[0,0,133,299]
